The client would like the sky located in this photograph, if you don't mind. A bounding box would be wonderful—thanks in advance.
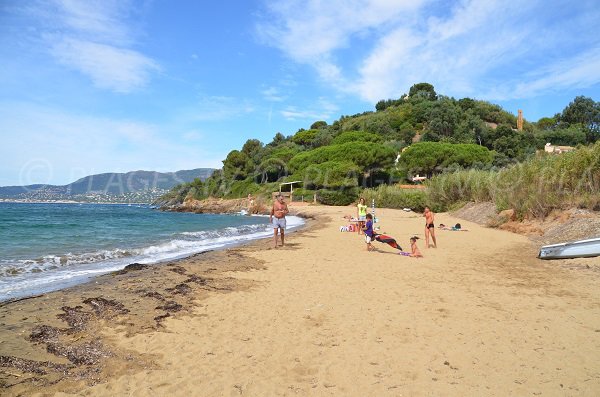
[0,0,599,186]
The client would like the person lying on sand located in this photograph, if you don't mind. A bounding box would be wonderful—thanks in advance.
[439,223,469,231]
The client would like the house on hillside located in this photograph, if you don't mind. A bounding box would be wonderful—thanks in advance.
[412,174,427,183]
[544,143,575,154]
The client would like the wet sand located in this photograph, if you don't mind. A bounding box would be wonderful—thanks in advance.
[1,206,599,396]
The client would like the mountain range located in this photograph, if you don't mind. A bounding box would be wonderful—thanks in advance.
[0,168,214,203]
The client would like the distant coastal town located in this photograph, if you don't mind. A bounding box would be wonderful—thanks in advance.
[0,187,167,204]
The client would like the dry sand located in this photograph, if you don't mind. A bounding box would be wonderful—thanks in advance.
[2,206,600,396]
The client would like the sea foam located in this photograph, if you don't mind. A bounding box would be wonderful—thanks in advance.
[0,215,304,301]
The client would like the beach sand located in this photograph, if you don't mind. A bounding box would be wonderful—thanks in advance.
[2,206,599,396]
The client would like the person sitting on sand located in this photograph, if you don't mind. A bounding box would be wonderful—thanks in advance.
[409,236,423,257]
[270,193,289,248]
[362,213,375,251]
[423,206,437,248]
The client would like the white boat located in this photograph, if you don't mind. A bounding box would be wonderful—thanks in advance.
[538,237,600,260]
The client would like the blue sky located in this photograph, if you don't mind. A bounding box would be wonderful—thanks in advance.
[1,0,599,186]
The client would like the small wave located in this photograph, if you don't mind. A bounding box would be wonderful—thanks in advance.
[0,216,304,299]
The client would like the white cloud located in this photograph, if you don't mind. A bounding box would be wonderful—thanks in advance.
[257,0,426,62]
[177,95,256,122]
[257,0,600,103]
[280,97,339,121]
[31,0,159,93]
[53,0,135,44]
[51,38,159,93]
[261,86,286,102]
[508,47,600,99]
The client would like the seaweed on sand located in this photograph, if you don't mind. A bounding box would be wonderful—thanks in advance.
[113,263,149,275]
[155,301,183,312]
[167,265,188,275]
[166,283,192,295]
[46,340,110,366]
[82,297,129,317]
[57,306,93,330]
[0,356,73,376]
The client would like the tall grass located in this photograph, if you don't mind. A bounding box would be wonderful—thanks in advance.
[493,142,600,217]
[425,142,600,218]
[361,185,431,212]
[425,169,497,210]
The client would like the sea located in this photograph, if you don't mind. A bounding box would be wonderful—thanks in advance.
[0,202,303,302]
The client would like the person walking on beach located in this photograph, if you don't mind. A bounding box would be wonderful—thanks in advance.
[270,193,289,248]
[423,206,437,248]
[356,197,368,235]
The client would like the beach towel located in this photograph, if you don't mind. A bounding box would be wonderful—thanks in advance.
[373,233,403,251]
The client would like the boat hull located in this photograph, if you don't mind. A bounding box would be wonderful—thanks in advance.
[538,237,600,260]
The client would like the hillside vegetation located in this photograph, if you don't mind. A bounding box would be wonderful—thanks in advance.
[161,83,599,210]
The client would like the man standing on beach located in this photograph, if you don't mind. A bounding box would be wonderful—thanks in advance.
[270,193,289,248]
[423,206,437,248]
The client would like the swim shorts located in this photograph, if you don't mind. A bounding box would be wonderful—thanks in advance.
[272,217,286,229]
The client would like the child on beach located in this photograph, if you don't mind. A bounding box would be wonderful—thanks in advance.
[362,213,375,251]
[409,236,423,257]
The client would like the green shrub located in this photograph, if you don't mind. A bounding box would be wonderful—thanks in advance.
[291,129,319,146]
[294,161,360,190]
[224,179,261,199]
[288,141,396,174]
[331,131,382,145]
[399,142,494,176]
[317,188,358,206]
[290,188,315,201]
[361,185,432,212]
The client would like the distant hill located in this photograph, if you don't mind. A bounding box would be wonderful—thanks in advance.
[0,168,214,203]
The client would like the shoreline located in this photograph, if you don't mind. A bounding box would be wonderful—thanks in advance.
[0,210,316,396]
[0,207,307,305]
[0,200,152,205]
[2,206,599,396]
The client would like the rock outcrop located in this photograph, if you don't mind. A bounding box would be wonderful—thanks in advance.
[161,197,269,215]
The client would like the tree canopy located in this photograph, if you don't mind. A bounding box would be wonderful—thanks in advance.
[162,82,598,204]
[399,142,494,177]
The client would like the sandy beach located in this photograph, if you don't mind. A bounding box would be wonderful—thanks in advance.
[2,205,599,396]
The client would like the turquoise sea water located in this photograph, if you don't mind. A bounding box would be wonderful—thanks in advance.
[0,202,303,301]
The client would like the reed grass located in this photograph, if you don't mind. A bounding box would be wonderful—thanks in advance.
[425,142,600,218]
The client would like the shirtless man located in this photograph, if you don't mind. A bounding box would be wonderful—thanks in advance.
[423,206,437,248]
[270,193,289,248]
